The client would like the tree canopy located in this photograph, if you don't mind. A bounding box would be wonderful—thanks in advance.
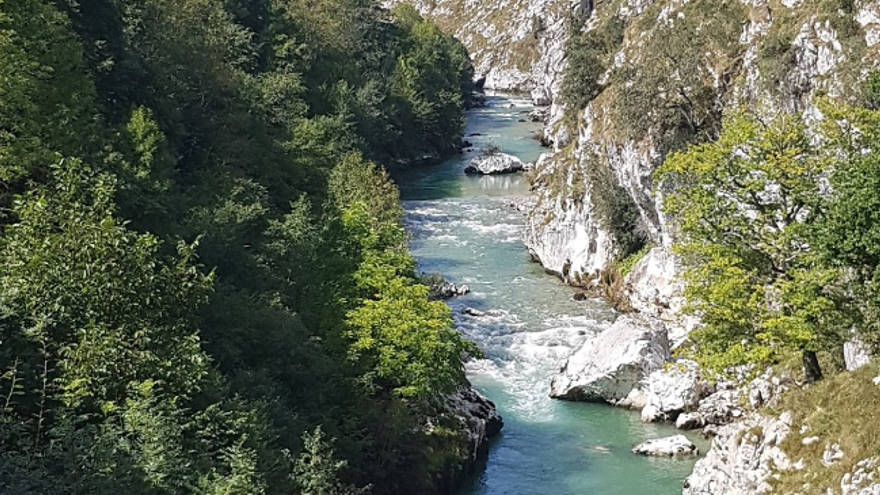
[657,111,849,381]
[0,0,479,492]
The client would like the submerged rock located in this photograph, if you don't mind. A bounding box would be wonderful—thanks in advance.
[464,153,526,175]
[632,435,699,457]
[461,307,485,317]
[429,280,470,299]
[549,315,668,405]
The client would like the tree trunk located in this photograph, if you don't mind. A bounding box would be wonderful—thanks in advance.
[802,350,823,383]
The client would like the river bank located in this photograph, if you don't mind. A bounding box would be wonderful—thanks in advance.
[396,94,703,495]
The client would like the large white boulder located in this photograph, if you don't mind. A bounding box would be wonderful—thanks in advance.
[632,434,699,457]
[464,153,525,175]
[641,360,713,423]
[549,315,669,404]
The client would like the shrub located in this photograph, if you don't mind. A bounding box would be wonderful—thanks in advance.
[560,14,624,116]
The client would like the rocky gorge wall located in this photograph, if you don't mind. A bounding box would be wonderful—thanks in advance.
[383,0,575,94]
[387,0,880,492]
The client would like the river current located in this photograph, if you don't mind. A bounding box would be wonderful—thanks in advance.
[396,94,697,495]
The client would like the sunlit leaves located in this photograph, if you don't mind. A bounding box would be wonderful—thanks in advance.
[658,111,847,372]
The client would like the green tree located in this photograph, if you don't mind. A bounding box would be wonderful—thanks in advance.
[294,427,370,495]
[325,157,477,399]
[0,0,97,213]
[0,160,209,412]
[657,112,847,381]
[813,99,880,352]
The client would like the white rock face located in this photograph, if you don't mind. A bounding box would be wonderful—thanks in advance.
[623,247,702,345]
[845,337,873,371]
[525,148,618,283]
[549,315,669,404]
[632,435,699,457]
[383,0,571,94]
[683,412,793,495]
[641,360,713,423]
[520,0,880,324]
[464,152,526,174]
[841,458,880,495]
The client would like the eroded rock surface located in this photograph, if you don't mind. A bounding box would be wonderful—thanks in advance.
[444,387,504,475]
[683,413,793,495]
[641,360,713,423]
[550,315,668,405]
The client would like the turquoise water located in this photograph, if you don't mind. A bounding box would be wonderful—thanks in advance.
[396,95,698,495]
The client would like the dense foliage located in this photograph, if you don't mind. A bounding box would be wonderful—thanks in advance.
[0,0,478,493]
[658,87,880,382]
[657,112,846,380]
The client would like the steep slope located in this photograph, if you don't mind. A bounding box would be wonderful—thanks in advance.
[383,0,880,493]
[383,0,575,94]
[528,0,880,305]
[390,0,880,319]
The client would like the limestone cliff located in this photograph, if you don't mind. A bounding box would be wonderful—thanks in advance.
[387,0,880,493]
[387,0,880,321]
[383,0,574,93]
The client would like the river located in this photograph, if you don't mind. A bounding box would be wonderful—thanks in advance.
[396,94,698,495]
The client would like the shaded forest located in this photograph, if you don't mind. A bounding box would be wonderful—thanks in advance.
[0,0,481,492]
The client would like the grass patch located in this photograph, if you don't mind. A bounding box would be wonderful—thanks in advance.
[770,363,880,493]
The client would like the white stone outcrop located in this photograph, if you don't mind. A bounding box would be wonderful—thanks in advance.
[383,0,570,94]
[464,153,526,175]
[842,458,880,494]
[641,360,713,423]
[632,435,699,457]
[549,315,668,404]
[683,412,793,495]
[845,337,873,371]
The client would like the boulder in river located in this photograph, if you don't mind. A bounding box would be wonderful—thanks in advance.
[549,315,669,405]
[428,279,470,300]
[632,435,699,457]
[465,153,526,175]
[462,307,485,317]
[676,412,705,430]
